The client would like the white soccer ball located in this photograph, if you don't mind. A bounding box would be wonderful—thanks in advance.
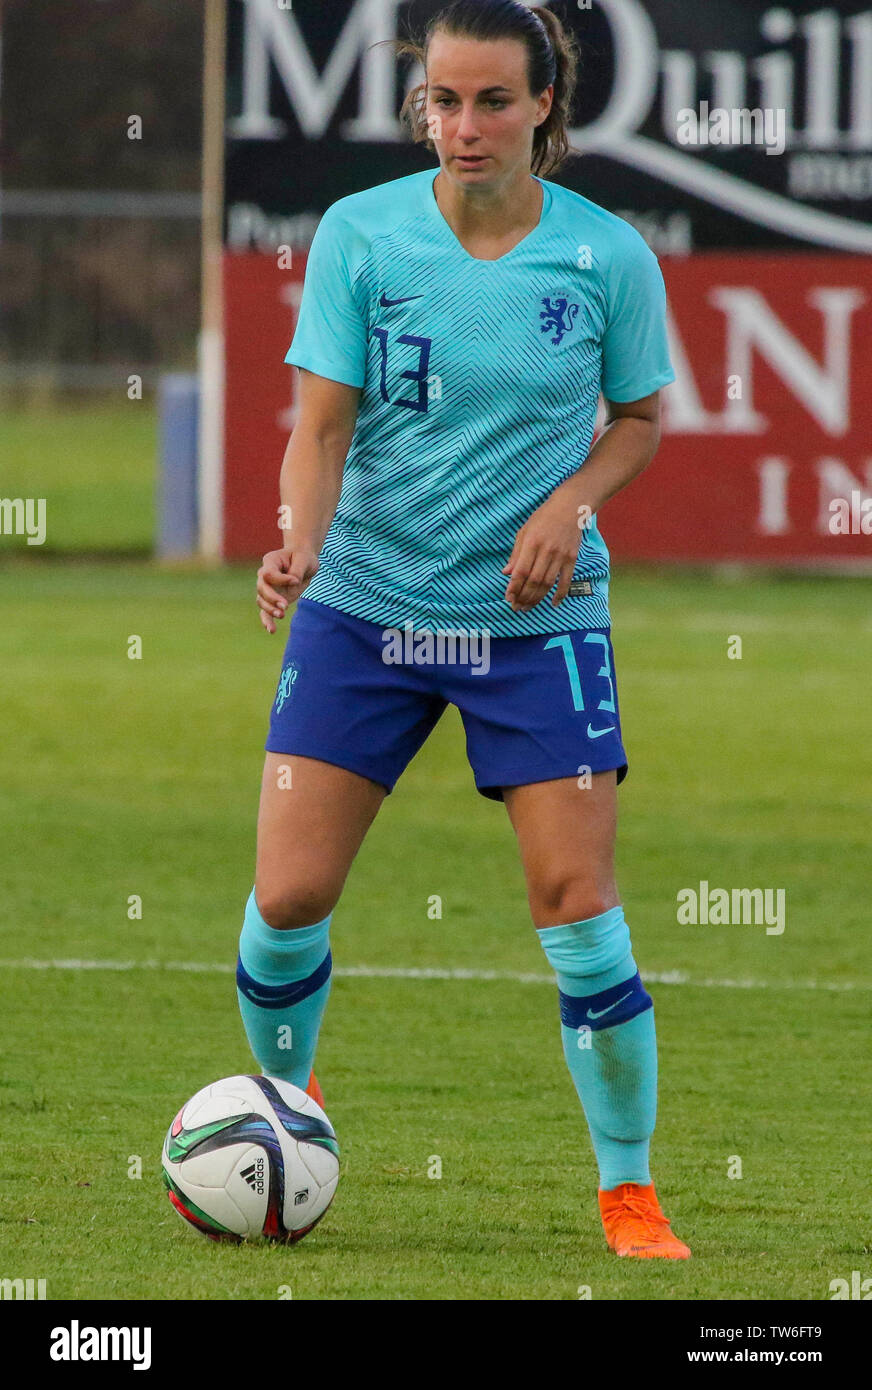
[161,1075,340,1243]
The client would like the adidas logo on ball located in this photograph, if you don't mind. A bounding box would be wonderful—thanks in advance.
[294,1189,309,1206]
[240,1158,266,1196]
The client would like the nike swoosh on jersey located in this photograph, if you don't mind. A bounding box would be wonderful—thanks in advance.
[379,292,424,307]
[586,991,633,1020]
[587,723,617,739]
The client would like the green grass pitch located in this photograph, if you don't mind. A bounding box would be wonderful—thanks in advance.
[0,552,868,1300]
[0,404,157,554]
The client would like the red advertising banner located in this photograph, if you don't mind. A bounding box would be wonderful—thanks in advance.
[609,253,872,564]
[223,252,303,561]
[223,251,872,565]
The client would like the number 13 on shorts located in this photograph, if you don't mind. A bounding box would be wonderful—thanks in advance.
[543,632,616,716]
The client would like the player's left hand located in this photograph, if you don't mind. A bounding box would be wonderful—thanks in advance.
[502,490,588,612]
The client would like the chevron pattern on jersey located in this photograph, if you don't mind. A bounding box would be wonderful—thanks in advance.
[287,170,674,636]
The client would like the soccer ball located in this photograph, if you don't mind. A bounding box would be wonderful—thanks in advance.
[161,1074,340,1243]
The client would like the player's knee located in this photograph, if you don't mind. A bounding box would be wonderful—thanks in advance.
[533,873,618,928]
[255,881,338,930]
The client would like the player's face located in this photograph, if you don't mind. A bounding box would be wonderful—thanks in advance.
[425,34,552,191]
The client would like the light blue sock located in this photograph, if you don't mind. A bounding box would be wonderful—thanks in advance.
[236,888,332,1089]
[538,906,657,1189]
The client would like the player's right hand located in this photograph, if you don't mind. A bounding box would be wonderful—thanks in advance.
[256,547,319,633]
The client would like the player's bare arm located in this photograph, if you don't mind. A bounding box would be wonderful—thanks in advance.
[257,369,361,633]
[502,390,662,612]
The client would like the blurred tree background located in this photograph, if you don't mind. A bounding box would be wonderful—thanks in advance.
[0,0,205,399]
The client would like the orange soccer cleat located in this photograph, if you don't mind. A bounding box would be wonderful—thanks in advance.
[305,1071,325,1109]
[598,1182,691,1259]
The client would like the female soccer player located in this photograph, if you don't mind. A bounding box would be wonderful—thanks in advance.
[240,0,690,1260]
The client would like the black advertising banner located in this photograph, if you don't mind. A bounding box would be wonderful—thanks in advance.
[224,0,872,255]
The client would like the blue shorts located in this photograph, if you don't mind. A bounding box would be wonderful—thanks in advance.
[265,598,628,801]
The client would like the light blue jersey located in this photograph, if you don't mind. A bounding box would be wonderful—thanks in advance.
[285,169,674,635]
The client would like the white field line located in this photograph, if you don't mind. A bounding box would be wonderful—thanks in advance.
[0,958,868,993]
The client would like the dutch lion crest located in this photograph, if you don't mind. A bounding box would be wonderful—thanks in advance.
[275,661,300,715]
[539,296,580,346]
